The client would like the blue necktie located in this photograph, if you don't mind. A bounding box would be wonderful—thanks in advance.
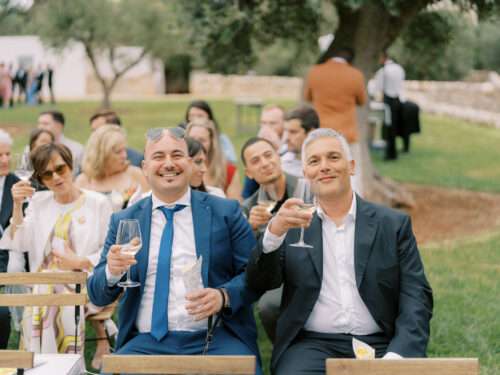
[151,204,186,341]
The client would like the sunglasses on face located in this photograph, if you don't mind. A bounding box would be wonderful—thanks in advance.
[40,164,70,181]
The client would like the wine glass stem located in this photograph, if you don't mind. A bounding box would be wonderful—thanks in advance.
[299,227,305,244]
[126,267,132,284]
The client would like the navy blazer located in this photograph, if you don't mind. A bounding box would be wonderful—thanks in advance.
[247,195,433,370]
[0,173,19,273]
[88,190,261,355]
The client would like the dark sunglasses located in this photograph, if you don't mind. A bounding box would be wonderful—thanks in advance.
[40,164,70,181]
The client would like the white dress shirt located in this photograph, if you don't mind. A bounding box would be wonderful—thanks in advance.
[280,152,303,178]
[262,194,402,358]
[106,188,206,332]
[374,60,405,99]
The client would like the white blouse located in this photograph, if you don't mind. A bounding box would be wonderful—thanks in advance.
[0,189,112,273]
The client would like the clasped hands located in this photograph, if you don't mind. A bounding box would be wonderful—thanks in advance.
[107,244,226,320]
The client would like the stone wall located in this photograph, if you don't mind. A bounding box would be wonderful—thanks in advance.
[190,71,500,128]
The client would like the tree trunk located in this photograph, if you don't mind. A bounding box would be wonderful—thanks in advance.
[323,1,433,208]
[101,84,112,109]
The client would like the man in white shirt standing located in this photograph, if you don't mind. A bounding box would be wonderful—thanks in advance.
[37,110,84,174]
[246,128,433,375]
[373,51,406,160]
[88,127,262,374]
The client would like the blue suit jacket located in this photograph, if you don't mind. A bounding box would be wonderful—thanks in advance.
[88,190,260,355]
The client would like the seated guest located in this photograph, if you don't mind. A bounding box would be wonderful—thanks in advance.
[246,129,433,375]
[280,106,319,178]
[242,105,287,200]
[87,127,262,374]
[0,143,113,354]
[185,100,237,164]
[240,137,298,343]
[76,125,149,212]
[29,128,54,152]
[186,137,225,198]
[0,130,18,349]
[89,110,144,167]
[186,120,241,201]
[37,110,84,175]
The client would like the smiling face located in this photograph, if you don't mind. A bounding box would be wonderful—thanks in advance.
[243,140,282,185]
[105,134,128,174]
[303,136,354,200]
[40,152,74,196]
[187,126,212,156]
[0,143,11,177]
[142,131,192,202]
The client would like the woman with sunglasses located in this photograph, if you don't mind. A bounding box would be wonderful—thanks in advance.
[0,143,113,356]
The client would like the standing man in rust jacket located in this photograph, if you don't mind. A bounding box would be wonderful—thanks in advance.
[303,47,367,195]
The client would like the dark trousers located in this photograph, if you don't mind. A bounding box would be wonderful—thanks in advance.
[0,306,11,349]
[384,95,402,160]
[275,330,390,375]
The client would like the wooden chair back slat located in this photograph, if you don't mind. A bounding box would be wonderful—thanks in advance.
[326,358,479,375]
[0,293,87,307]
[0,350,34,369]
[102,355,256,374]
[0,272,87,285]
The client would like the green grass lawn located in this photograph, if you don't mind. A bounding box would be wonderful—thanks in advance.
[2,100,499,374]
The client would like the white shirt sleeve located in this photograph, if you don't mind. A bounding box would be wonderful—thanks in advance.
[262,224,287,254]
[105,265,125,287]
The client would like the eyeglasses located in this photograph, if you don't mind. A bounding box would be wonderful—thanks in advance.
[146,127,185,142]
[40,164,70,181]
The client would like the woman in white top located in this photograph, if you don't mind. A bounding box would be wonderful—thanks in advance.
[186,136,225,198]
[0,143,112,357]
[76,125,149,212]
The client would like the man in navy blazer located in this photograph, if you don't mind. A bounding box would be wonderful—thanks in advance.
[247,128,433,375]
[0,130,20,349]
[88,127,262,373]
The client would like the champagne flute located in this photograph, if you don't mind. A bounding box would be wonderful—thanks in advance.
[257,184,278,214]
[13,152,34,203]
[290,178,316,248]
[117,219,142,288]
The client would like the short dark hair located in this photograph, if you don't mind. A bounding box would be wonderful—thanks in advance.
[31,143,73,185]
[39,110,65,126]
[240,137,277,166]
[89,110,122,126]
[333,47,355,64]
[185,136,207,158]
[285,106,320,133]
[28,128,55,151]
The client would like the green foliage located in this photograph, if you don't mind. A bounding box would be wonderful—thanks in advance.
[391,10,476,80]
[474,17,500,72]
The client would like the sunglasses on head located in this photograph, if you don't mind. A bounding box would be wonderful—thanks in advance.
[40,164,70,181]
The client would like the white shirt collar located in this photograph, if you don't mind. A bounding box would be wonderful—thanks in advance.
[151,187,191,210]
[332,57,347,64]
[316,192,357,224]
[0,175,6,188]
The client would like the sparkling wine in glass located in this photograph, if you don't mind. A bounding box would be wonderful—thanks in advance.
[290,178,316,248]
[13,152,34,203]
[257,184,278,214]
[116,219,142,288]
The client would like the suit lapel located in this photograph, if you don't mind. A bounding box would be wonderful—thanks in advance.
[303,213,323,281]
[191,191,211,287]
[136,196,152,295]
[0,174,16,227]
[354,195,378,288]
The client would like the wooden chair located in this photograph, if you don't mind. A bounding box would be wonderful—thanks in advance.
[326,358,479,375]
[0,272,87,375]
[102,354,256,375]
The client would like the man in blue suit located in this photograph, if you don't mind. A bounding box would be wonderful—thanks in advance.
[88,127,262,374]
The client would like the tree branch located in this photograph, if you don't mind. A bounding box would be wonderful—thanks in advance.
[109,48,148,90]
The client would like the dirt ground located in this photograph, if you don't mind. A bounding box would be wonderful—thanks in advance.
[403,183,500,245]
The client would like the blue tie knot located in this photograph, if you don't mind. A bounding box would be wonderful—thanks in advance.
[159,204,186,221]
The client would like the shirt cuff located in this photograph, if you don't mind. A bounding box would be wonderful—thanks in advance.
[105,265,124,287]
[383,352,403,359]
[262,224,286,254]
